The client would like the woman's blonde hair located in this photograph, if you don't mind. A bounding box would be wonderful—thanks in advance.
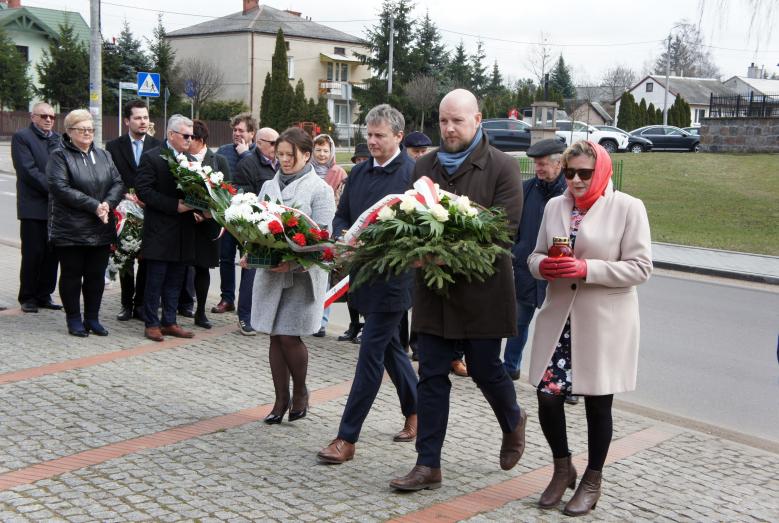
[561,140,596,168]
[63,109,92,131]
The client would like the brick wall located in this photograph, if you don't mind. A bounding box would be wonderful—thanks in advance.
[701,117,779,153]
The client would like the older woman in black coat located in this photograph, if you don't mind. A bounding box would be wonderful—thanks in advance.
[47,109,125,337]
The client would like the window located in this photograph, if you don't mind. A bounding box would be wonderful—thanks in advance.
[15,45,29,62]
[334,46,346,56]
[646,82,654,92]
[557,121,571,131]
[341,64,348,82]
[287,57,294,79]
[285,41,290,51]
[327,63,333,81]
[483,121,507,130]
[334,103,350,124]
[695,109,705,123]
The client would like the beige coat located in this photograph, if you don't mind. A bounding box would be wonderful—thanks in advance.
[527,182,653,395]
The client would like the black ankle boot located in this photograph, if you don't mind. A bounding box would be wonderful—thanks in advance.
[66,316,88,337]
[84,318,108,336]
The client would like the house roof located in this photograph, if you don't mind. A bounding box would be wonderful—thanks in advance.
[320,52,361,63]
[723,76,779,95]
[0,6,90,46]
[167,4,362,45]
[630,75,736,105]
[574,85,614,103]
[573,101,612,122]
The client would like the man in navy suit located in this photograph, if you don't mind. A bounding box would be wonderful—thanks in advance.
[106,100,160,321]
[317,104,418,465]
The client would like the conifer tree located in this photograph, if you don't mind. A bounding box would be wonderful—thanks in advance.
[259,72,272,125]
[101,39,123,115]
[617,92,637,130]
[410,11,448,78]
[287,79,307,124]
[147,15,178,116]
[487,61,503,97]
[638,98,648,127]
[36,23,89,111]
[267,29,293,130]
[117,20,150,80]
[647,102,657,124]
[470,40,488,97]
[0,26,31,110]
[447,41,472,90]
[549,55,575,99]
[362,0,416,85]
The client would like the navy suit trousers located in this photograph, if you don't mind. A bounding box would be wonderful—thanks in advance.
[144,260,186,327]
[337,310,418,443]
[415,333,522,468]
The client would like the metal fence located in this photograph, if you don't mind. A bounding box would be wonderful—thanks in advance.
[708,92,779,118]
[518,157,623,191]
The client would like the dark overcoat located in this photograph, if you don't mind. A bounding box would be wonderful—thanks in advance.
[12,123,60,220]
[234,148,276,194]
[411,135,523,339]
[105,133,160,190]
[135,143,195,263]
[191,149,228,268]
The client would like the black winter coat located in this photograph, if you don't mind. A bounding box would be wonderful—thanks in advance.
[512,173,566,307]
[135,143,195,263]
[234,148,276,194]
[46,135,125,247]
[12,124,61,220]
[191,149,229,268]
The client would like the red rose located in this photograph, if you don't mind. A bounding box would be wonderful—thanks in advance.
[318,229,330,241]
[224,183,238,195]
[292,232,307,246]
[322,247,334,261]
[268,221,283,235]
[285,215,299,227]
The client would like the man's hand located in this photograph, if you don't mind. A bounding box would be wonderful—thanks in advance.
[177,200,193,213]
[193,212,205,223]
[235,138,249,156]
[239,255,249,269]
[270,261,293,273]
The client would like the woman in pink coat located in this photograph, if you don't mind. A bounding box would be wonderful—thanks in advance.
[527,141,652,516]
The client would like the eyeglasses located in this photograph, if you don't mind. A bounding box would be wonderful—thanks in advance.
[34,114,56,121]
[562,168,595,181]
[68,127,95,135]
[171,130,194,140]
[259,139,276,146]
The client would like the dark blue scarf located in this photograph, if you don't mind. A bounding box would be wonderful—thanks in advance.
[437,127,483,175]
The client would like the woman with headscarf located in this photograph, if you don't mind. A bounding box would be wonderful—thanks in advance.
[527,141,652,516]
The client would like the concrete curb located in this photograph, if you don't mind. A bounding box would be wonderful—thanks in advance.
[653,260,779,285]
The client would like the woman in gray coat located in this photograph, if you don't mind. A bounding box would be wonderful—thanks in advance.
[245,128,335,424]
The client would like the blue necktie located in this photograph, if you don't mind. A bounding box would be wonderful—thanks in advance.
[133,140,143,166]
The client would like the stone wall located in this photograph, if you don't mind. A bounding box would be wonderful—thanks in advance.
[701,117,779,153]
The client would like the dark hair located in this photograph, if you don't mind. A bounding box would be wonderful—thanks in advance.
[123,99,148,120]
[230,112,258,133]
[276,127,313,159]
[192,120,209,144]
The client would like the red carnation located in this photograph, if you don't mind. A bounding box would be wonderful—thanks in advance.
[322,247,334,261]
[268,221,283,235]
[318,229,330,240]
[292,232,307,246]
[285,215,299,227]
[222,183,238,195]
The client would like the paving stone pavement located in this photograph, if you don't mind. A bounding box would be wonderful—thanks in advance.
[1,242,778,522]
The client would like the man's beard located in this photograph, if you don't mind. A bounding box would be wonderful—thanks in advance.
[442,139,467,153]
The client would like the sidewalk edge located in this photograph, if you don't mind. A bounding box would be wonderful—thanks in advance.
[652,260,779,285]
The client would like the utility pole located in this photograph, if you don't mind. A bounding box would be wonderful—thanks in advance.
[663,34,671,126]
[89,0,102,144]
[387,15,394,95]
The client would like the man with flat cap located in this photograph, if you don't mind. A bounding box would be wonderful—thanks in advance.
[403,131,433,161]
[502,138,567,381]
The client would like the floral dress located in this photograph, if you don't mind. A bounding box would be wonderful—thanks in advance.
[537,207,587,397]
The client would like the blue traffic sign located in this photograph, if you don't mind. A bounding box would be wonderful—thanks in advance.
[137,72,161,98]
[184,79,197,98]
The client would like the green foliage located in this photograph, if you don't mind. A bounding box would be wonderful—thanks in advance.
[265,29,294,131]
[447,41,472,90]
[101,40,123,115]
[410,11,448,78]
[617,92,638,131]
[35,22,89,111]
[647,102,657,124]
[638,98,647,127]
[470,40,488,97]
[549,55,575,99]
[361,0,417,86]
[199,99,249,121]
[259,72,271,126]
[667,95,691,127]
[287,79,307,125]
[146,15,179,117]
[0,26,31,110]
[116,20,150,81]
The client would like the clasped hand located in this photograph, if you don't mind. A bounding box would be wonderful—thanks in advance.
[95,201,110,224]
[539,256,587,281]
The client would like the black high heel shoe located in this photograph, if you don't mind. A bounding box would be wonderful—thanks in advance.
[264,400,290,425]
[289,389,309,422]
[84,319,109,336]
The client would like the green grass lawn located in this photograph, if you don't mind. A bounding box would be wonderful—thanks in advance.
[618,153,779,255]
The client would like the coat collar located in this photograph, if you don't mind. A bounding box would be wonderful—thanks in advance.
[559,180,615,231]
[431,132,490,181]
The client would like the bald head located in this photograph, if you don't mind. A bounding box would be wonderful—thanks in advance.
[438,89,482,153]
[257,127,279,160]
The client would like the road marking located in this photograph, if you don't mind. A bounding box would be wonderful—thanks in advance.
[0,191,15,197]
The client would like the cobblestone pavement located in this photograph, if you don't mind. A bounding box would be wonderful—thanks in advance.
[1,243,778,522]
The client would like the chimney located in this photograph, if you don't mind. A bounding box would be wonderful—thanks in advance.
[242,0,258,14]
[284,9,302,17]
[7,0,22,8]
[747,62,760,79]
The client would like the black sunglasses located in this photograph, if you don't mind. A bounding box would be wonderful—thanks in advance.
[34,114,56,120]
[562,168,595,181]
[171,130,194,140]
[259,138,276,146]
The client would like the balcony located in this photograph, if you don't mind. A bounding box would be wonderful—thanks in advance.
[319,80,368,100]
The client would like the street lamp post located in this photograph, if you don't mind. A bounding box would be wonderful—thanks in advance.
[663,35,671,126]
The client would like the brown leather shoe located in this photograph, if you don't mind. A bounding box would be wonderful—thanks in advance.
[563,467,601,516]
[144,326,164,342]
[317,438,355,464]
[393,414,417,442]
[389,465,442,491]
[160,324,194,338]
[539,455,578,508]
[451,359,468,377]
[210,299,235,314]
[499,409,528,470]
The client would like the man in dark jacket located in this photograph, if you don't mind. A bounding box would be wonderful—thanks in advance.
[390,89,526,492]
[229,126,279,335]
[135,114,196,342]
[503,138,566,381]
[12,102,62,313]
[105,100,161,322]
[211,113,257,315]
[317,104,418,465]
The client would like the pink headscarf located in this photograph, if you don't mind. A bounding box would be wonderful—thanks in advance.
[573,141,613,211]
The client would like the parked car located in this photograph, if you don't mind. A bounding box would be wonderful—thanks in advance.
[681,127,700,136]
[595,125,653,153]
[630,125,701,152]
[482,118,564,152]
[556,120,628,153]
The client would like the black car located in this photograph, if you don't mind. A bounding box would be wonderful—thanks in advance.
[482,118,564,152]
[630,125,700,152]
[594,125,653,153]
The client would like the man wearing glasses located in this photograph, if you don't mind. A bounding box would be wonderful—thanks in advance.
[231,127,279,335]
[135,114,197,342]
[11,102,62,313]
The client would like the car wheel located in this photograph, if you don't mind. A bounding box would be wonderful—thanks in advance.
[629,144,644,154]
[600,140,617,153]
[692,143,701,152]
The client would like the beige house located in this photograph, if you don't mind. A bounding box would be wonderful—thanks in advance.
[166,1,370,141]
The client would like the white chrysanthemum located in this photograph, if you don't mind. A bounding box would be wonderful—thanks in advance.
[455,196,472,212]
[377,206,396,221]
[258,220,270,235]
[466,206,478,217]
[209,171,223,185]
[189,161,203,172]
[429,203,449,222]
[399,196,417,213]
[247,212,263,224]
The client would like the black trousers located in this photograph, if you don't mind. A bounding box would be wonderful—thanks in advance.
[119,258,147,309]
[337,310,418,443]
[18,219,58,305]
[56,245,110,320]
[415,333,521,468]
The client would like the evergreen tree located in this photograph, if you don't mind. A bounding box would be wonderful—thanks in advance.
[410,11,448,78]
[617,92,637,130]
[36,22,89,111]
[266,29,294,131]
[656,108,663,124]
[447,41,471,90]
[638,98,648,127]
[259,72,272,125]
[0,26,32,110]
[549,55,575,99]
[486,61,504,97]
[647,102,657,124]
[101,39,124,116]
[116,20,150,81]
[514,79,536,110]
[287,79,308,124]
[469,40,488,97]
[315,96,333,132]
[146,15,178,117]
[361,0,416,85]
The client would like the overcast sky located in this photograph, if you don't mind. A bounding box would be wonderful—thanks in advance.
[30,0,779,84]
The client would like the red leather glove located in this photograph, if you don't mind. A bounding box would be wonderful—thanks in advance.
[539,257,559,281]
[555,257,587,279]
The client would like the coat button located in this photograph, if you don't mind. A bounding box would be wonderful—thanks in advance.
[571,284,577,290]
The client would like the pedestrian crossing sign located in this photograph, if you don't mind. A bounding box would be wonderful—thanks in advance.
[137,72,161,98]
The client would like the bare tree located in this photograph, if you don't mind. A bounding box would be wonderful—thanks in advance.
[652,21,720,78]
[601,66,637,102]
[175,57,225,118]
[526,32,553,85]
[405,74,438,129]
